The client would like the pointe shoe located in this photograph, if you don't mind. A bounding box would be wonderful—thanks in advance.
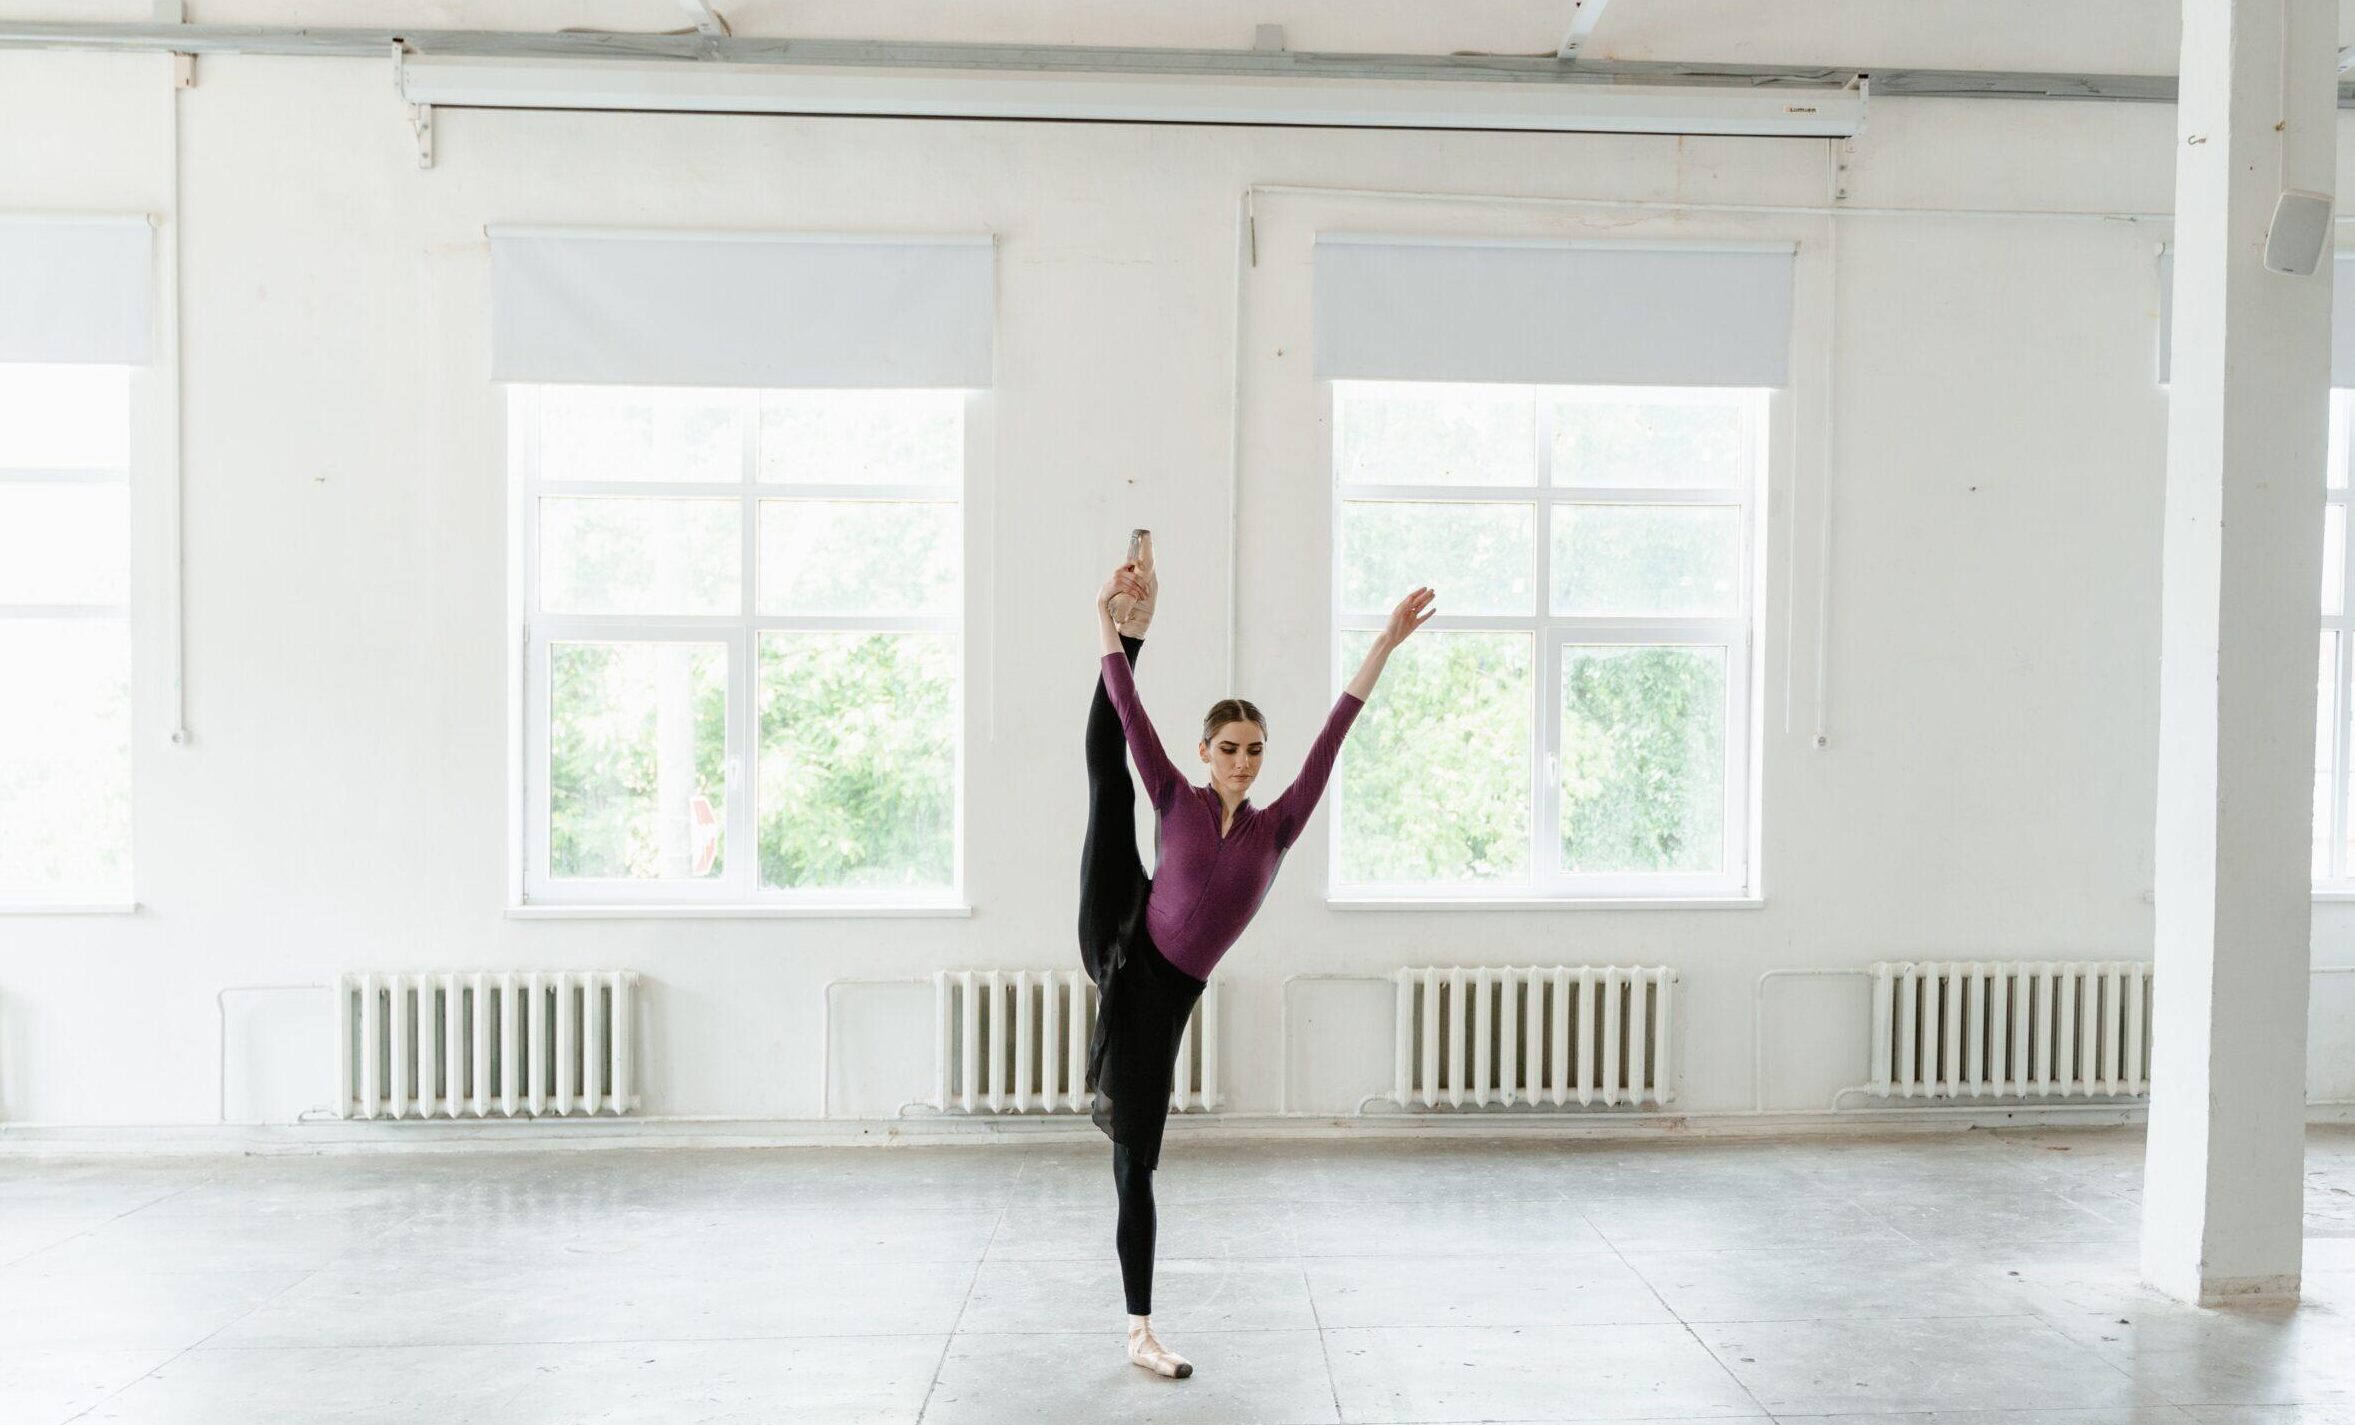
[1127,1315,1193,1379]
[1117,529,1157,639]
[1105,529,1145,630]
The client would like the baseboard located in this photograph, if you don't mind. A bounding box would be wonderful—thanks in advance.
[0,1099,2212,1156]
[2196,1273,2303,1306]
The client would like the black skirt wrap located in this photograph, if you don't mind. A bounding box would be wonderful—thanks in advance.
[1085,898,1206,1171]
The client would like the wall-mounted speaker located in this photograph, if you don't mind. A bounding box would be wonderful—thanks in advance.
[2264,189,2336,277]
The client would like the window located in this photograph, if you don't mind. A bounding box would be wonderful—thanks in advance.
[2317,390,2353,886]
[1330,381,1764,900]
[0,364,135,905]
[514,385,964,907]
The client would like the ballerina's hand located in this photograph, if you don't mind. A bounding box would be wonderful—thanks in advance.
[1384,586,1436,646]
[1098,561,1149,612]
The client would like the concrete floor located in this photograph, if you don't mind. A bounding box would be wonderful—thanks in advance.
[2,1126,2352,1424]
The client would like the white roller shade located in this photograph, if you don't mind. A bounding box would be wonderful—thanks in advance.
[2158,248,2355,384]
[0,215,154,365]
[490,228,995,388]
[1314,235,1794,387]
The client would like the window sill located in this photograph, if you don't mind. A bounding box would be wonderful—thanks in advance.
[507,902,972,920]
[0,900,139,916]
[1324,895,1763,911]
[2314,890,2355,903]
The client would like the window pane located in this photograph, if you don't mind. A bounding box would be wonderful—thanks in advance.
[547,641,727,880]
[1341,501,1531,617]
[1551,504,1742,618]
[538,497,739,615]
[0,484,128,605]
[0,365,129,470]
[758,632,955,890]
[758,390,962,486]
[1550,389,1758,489]
[0,619,132,898]
[2342,632,2355,880]
[758,500,958,616]
[2327,504,2346,616]
[1561,645,1727,875]
[1336,384,1536,487]
[2332,392,2350,491]
[2321,631,2338,879]
[1336,630,1531,885]
[527,385,743,484]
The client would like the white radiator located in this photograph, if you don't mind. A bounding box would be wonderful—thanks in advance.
[1867,960,2152,1100]
[1392,965,1679,1109]
[932,969,1221,1115]
[337,971,640,1119]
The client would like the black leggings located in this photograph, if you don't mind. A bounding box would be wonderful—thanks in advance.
[1113,1141,1158,1316]
[1079,632,1147,973]
[1085,634,1159,1315]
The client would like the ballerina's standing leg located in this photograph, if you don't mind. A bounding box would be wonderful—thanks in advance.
[1079,631,1172,1336]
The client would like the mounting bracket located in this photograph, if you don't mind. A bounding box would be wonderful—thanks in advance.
[390,40,433,168]
[409,101,435,168]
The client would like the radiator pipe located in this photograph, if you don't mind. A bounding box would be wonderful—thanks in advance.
[160,55,190,746]
[215,982,332,1124]
[1751,967,1872,1112]
[2314,966,2355,1108]
[819,976,933,1120]
[820,964,2355,1122]
[1758,963,2355,1114]
[1278,972,1396,1113]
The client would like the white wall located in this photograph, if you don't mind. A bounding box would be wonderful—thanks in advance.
[2,5,2353,1129]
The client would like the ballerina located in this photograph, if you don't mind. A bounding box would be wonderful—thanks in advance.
[1078,530,1434,1378]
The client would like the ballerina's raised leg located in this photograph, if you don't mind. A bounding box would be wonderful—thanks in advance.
[1078,532,1154,982]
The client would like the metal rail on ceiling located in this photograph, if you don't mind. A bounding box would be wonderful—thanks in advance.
[0,19,2317,107]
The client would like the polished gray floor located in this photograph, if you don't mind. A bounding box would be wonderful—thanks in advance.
[3,1126,2352,1424]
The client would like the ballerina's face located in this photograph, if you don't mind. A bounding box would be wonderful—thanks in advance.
[1199,720,1265,798]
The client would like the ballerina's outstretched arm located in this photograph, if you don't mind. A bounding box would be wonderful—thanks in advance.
[1266,585,1436,849]
[1345,585,1434,701]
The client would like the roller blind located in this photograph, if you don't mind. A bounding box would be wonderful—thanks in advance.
[0,215,154,365]
[2157,248,2355,385]
[1313,235,1794,387]
[489,228,996,388]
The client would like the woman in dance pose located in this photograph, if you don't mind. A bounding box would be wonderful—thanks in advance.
[1080,530,1434,1379]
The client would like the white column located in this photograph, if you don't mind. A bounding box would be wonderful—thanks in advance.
[2144,0,2336,1305]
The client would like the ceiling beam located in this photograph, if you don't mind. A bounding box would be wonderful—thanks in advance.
[0,19,2337,108]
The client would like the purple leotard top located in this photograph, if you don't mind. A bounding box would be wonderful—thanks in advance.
[1099,650,1365,981]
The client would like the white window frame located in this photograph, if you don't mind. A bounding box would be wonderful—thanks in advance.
[1327,380,1766,903]
[509,385,969,911]
[0,362,136,912]
[2316,390,2354,893]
